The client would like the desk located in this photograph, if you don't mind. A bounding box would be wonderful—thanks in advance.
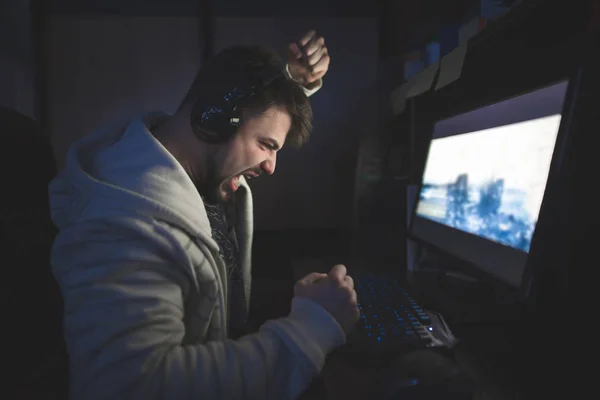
[292,258,525,400]
[321,345,518,400]
[322,350,478,400]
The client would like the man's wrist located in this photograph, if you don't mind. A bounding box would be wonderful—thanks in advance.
[303,79,322,91]
[284,63,323,96]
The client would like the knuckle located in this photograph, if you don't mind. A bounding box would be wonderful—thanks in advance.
[330,278,344,288]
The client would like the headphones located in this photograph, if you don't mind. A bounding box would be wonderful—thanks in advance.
[190,62,287,144]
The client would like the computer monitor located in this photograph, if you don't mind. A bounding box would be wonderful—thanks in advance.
[409,80,569,289]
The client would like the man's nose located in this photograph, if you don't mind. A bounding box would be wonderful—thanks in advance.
[261,155,277,175]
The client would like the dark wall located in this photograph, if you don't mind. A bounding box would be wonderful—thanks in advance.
[42,13,378,231]
[0,0,36,118]
[43,15,202,169]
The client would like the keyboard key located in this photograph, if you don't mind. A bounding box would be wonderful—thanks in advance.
[353,273,438,348]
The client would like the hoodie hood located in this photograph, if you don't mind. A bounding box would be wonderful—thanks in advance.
[49,112,229,253]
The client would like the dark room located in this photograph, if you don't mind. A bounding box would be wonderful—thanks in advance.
[2,0,592,398]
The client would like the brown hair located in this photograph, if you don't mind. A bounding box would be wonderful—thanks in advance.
[180,45,312,148]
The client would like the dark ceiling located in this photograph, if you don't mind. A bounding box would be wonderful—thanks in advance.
[41,0,381,17]
[35,0,525,62]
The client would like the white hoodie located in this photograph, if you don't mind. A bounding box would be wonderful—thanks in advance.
[49,108,345,400]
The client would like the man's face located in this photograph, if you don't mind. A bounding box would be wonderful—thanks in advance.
[201,106,291,203]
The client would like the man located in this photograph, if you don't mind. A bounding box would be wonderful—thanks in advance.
[49,30,360,400]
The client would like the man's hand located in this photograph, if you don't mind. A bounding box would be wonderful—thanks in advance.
[294,264,360,334]
[287,30,330,87]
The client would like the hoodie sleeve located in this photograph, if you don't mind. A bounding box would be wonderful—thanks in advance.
[51,218,345,400]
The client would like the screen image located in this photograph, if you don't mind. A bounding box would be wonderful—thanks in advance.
[416,114,561,253]
[410,80,569,288]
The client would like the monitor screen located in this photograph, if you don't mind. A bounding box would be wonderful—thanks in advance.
[410,81,569,288]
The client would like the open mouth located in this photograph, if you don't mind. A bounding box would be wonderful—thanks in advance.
[242,170,260,180]
[228,170,260,192]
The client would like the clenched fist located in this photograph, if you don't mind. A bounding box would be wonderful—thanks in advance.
[294,264,360,334]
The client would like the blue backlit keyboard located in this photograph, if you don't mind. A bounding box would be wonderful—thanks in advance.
[345,272,455,352]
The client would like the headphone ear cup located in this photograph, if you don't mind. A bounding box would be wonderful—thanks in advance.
[190,96,237,144]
